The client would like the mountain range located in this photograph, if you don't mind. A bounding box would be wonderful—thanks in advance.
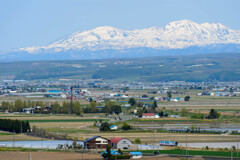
[1,19,240,61]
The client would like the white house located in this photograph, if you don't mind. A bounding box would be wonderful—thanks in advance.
[155,114,160,118]
[110,125,118,130]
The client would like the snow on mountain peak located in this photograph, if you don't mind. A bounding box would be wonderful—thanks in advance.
[21,20,240,53]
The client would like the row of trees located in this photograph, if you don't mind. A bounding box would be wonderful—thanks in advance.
[1,100,45,112]
[1,99,123,115]
[52,101,82,115]
[0,100,83,115]
[0,119,30,133]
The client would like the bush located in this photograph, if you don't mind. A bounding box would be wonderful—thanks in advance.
[191,113,204,119]
[206,109,220,119]
[122,123,132,130]
[135,138,141,144]
[184,96,191,101]
[100,122,110,131]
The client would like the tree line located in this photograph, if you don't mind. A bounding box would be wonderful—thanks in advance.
[0,99,122,115]
[0,119,30,133]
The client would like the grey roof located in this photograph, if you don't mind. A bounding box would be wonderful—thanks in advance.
[83,136,100,143]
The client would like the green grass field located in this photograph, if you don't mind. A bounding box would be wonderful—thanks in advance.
[129,149,240,158]
[25,119,108,123]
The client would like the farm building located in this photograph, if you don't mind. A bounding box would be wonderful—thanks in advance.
[159,141,178,146]
[110,137,133,149]
[110,125,118,130]
[142,113,159,118]
[129,152,143,159]
[84,136,109,149]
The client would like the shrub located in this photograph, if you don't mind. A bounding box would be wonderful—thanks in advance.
[184,96,191,101]
[206,109,220,119]
[122,123,132,130]
[135,138,141,144]
[100,122,110,131]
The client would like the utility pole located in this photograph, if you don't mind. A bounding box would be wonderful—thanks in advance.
[152,131,154,155]
[13,130,15,148]
[28,146,32,160]
[237,135,239,160]
[186,134,188,159]
[82,148,83,160]
[21,121,22,134]
[70,86,73,114]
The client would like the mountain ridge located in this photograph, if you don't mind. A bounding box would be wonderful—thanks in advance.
[1,19,240,61]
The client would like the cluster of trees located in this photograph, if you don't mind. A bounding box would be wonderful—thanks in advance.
[184,96,191,101]
[0,119,30,133]
[102,145,130,160]
[128,98,136,106]
[52,101,82,115]
[99,122,111,131]
[1,100,45,112]
[121,123,132,130]
[84,101,122,115]
[1,99,123,115]
[206,109,220,119]
[57,141,82,150]
[128,98,159,109]
[0,100,83,115]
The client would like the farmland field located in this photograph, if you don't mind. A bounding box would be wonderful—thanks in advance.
[0,88,240,145]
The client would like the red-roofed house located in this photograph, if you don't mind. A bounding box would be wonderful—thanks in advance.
[110,137,132,149]
[142,113,156,118]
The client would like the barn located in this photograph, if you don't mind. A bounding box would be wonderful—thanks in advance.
[110,137,132,149]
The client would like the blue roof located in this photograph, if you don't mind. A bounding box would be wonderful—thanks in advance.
[49,90,61,93]
[101,150,121,155]
[160,141,176,144]
[129,152,142,155]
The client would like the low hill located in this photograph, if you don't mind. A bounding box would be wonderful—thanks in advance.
[0,53,240,82]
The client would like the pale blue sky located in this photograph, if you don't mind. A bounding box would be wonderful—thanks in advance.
[0,0,239,51]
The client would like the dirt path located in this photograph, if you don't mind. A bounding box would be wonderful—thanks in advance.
[0,151,212,160]
[0,151,100,160]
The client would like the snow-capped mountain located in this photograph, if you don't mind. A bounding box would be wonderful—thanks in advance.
[2,20,240,61]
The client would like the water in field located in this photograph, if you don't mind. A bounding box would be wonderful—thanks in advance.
[0,140,84,149]
[0,140,238,150]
